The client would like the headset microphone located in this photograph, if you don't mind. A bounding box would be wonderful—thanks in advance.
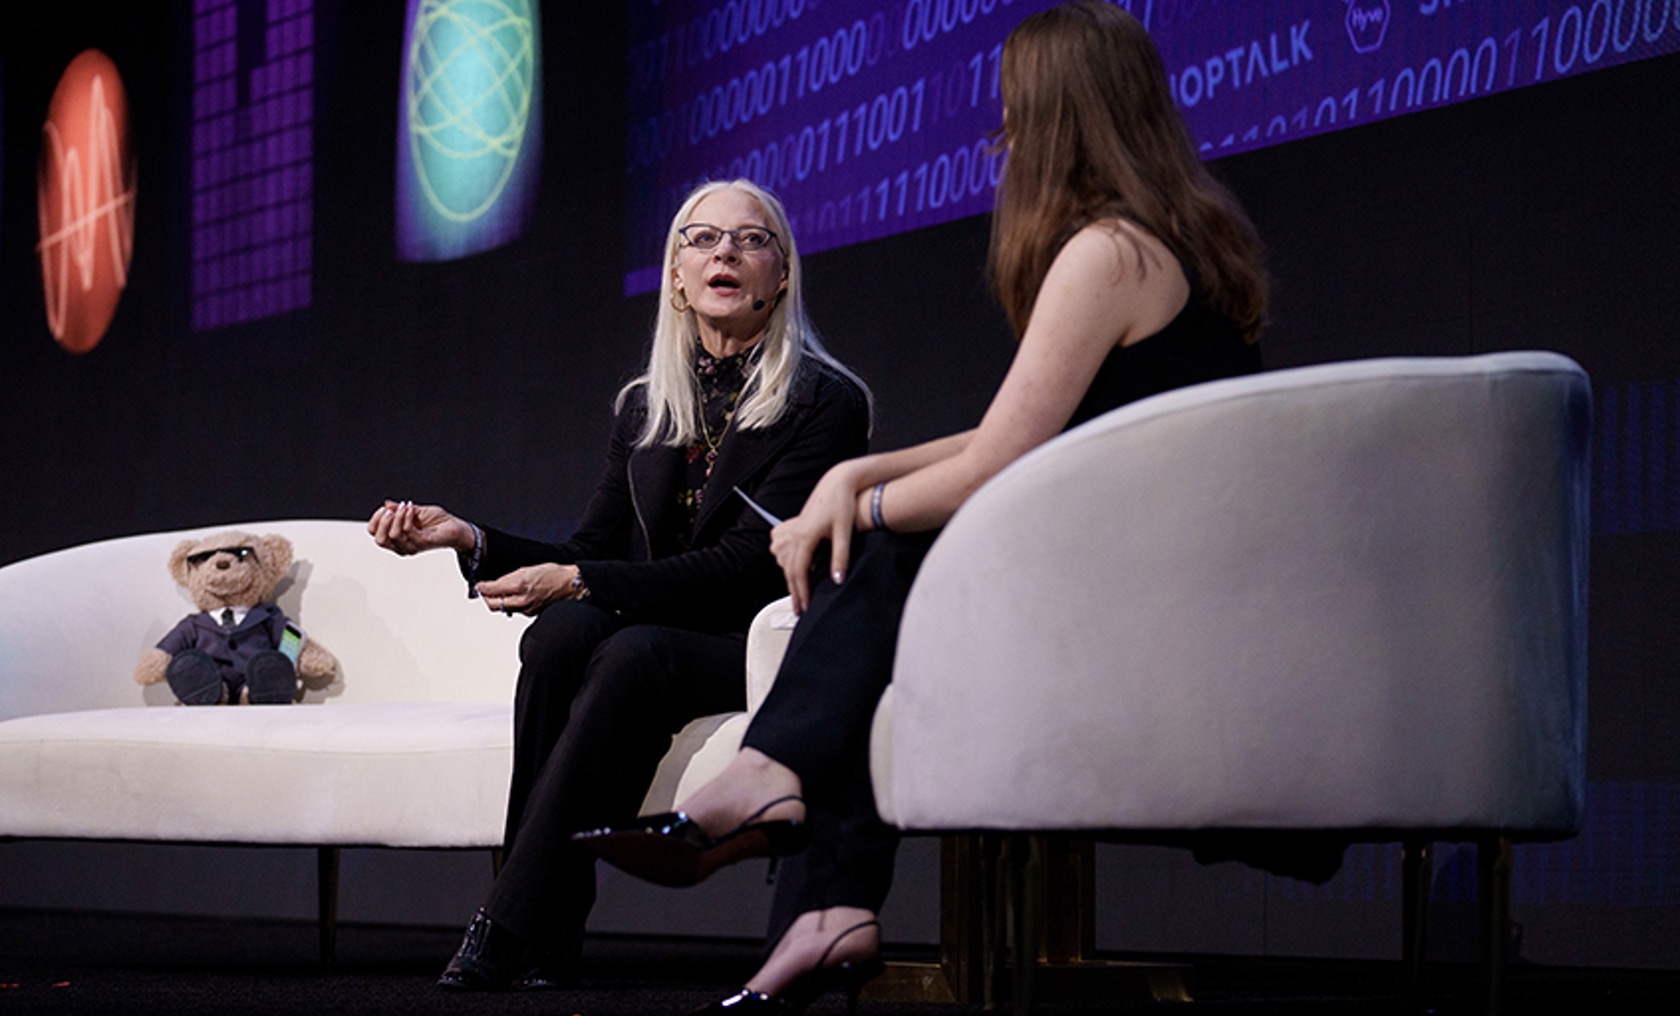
[753,299,766,310]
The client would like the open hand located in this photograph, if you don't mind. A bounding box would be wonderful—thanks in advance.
[367,500,474,557]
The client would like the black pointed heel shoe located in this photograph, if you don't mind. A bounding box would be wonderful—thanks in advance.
[687,919,884,1016]
[573,795,809,888]
[436,909,526,991]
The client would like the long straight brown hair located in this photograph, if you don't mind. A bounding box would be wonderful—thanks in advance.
[989,2,1268,343]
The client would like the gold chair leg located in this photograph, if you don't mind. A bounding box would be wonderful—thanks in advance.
[1007,834,1044,1015]
[1044,835,1096,965]
[873,832,1189,1008]
[1000,833,1189,1010]
[869,834,986,1004]
[980,832,1009,1010]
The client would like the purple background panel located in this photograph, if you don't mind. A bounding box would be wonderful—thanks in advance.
[189,0,315,333]
[623,0,1680,295]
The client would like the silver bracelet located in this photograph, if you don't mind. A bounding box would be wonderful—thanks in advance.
[870,481,890,532]
[465,523,485,579]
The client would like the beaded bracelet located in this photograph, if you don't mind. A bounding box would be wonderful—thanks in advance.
[465,523,485,580]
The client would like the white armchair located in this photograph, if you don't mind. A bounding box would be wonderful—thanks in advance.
[746,351,1591,1012]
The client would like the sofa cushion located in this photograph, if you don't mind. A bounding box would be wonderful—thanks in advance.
[0,703,511,847]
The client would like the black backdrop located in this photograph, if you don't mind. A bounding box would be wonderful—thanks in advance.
[2,3,1676,967]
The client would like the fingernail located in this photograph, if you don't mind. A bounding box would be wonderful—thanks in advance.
[832,569,845,584]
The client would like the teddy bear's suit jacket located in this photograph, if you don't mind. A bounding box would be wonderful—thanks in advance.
[153,602,288,682]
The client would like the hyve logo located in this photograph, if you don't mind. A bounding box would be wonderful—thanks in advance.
[1345,0,1392,54]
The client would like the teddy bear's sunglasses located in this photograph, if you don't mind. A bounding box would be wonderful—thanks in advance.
[186,546,256,567]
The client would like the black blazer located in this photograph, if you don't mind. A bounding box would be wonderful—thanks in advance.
[475,360,869,633]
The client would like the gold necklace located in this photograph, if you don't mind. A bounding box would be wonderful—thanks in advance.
[698,406,732,476]
[696,347,753,477]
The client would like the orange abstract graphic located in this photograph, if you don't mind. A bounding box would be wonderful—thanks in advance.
[37,49,138,354]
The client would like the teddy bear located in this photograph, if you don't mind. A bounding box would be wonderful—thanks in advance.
[134,530,337,704]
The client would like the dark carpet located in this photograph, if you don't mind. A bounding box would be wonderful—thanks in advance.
[1,908,1674,1014]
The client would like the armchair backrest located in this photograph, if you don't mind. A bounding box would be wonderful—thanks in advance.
[883,352,1590,838]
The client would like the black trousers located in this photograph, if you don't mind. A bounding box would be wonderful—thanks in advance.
[482,601,747,944]
[743,530,937,941]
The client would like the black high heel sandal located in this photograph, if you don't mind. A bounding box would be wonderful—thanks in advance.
[573,795,810,888]
[687,919,884,1016]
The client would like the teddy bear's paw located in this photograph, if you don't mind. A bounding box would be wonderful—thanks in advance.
[134,647,171,686]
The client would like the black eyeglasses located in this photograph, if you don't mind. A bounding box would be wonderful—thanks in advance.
[187,546,256,567]
[679,223,778,252]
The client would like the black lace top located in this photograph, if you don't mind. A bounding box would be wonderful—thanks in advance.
[676,344,759,546]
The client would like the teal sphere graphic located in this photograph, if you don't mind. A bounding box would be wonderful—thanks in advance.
[405,0,536,224]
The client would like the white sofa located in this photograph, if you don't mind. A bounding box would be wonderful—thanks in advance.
[0,519,767,957]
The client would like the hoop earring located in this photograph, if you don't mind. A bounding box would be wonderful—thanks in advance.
[670,290,690,313]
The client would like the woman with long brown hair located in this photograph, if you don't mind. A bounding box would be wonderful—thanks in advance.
[582,5,1269,1012]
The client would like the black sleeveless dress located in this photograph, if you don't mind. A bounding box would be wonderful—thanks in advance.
[1069,275,1259,429]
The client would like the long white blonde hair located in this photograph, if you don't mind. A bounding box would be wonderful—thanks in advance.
[619,179,869,447]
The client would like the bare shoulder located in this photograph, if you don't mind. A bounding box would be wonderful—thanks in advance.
[1041,220,1189,346]
[1088,217,1185,282]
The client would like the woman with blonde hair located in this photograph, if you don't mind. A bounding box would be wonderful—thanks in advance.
[370,178,869,991]
[586,4,1269,1012]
